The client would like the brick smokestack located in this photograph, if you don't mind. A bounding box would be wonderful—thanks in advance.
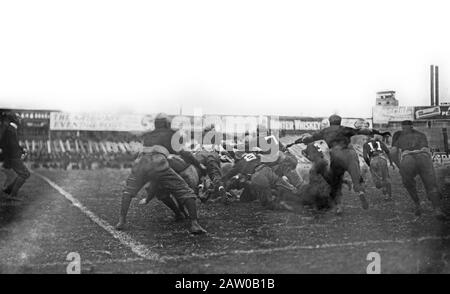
[435,66,439,106]
[430,65,435,106]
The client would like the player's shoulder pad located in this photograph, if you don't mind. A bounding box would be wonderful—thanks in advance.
[392,130,402,136]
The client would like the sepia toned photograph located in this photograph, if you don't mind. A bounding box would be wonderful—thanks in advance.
[1,0,450,279]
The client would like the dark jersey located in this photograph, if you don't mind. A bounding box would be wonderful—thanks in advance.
[142,126,201,169]
[0,120,8,143]
[363,139,391,166]
[0,123,24,159]
[142,127,177,152]
[392,129,428,151]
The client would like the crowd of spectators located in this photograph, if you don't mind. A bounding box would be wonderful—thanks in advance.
[20,130,143,170]
[26,148,137,170]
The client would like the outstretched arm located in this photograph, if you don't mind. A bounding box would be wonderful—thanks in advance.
[356,128,391,138]
[286,131,323,147]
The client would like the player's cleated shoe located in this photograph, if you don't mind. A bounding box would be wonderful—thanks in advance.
[384,185,393,201]
[359,192,369,210]
[335,204,344,215]
[189,221,207,235]
[115,219,127,230]
[414,205,422,217]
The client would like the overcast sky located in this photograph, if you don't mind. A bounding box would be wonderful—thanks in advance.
[1,0,450,117]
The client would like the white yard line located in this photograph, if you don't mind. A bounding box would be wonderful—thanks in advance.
[34,172,163,262]
[162,234,450,261]
[1,257,146,269]
[6,233,448,269]
[33,172,450,265]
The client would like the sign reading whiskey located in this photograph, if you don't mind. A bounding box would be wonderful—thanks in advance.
[414,106,450,120]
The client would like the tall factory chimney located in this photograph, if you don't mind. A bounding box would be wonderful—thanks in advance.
[435,66,439,106]
[430,65,435,106]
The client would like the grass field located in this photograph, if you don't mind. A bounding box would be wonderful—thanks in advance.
[1,166,450,274]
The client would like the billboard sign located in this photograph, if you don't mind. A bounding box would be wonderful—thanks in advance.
[341,118,373,129]
[50,112,270,133]
[294,120,322,131]
[432,152,450,166]
[50,112,155,132]
[414,106,450,120]
[5,109,52,128]
[372,106,415,124]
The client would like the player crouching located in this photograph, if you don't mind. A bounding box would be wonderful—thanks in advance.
[115,113,207,234]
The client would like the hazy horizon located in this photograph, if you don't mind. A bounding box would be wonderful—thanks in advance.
[1,0,450,117]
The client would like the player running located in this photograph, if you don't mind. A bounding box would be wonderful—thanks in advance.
[362,134,395,201]
[287,114,391,214]
[392,120,447,219]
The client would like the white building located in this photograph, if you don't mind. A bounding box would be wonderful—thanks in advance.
[376,90,399,106]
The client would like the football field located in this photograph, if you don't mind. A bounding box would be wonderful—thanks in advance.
[1,168,449,274]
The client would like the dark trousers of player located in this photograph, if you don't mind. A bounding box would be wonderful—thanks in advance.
[146,183,189,218]
[370,155,391,195]
[328,146,364,205]
[123,153,199,219]
[147,164,200,217]
[298,163,333,209]
[248,166,287,209]
[251,185,278,209]
[3,158,31,196]
[399,153,441,208]
[2,163,17,188]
